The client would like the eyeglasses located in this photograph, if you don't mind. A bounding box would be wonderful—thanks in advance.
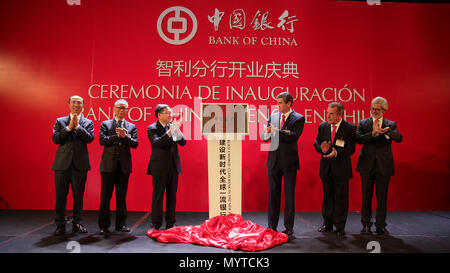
[160,112,173,116]
[115,106,128,110]
[370,107,383,111]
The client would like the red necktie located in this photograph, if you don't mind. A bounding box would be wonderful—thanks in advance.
[280,114,286,129]
[331,124,336,143]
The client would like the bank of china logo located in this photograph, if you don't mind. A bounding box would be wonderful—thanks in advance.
[157,6,198,45]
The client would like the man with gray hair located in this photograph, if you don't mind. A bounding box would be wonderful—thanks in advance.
[313,102,356,237]
[51,95,94,235]
[98,99,138,234]
[356,96,403,236]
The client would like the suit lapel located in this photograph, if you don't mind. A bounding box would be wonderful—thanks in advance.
[65,115,71,126]
[367,118,374,131]
[325,123,332,141]
[283,111,294,129]
[111,119,117,131]
[381,118,388,129]
[156,121,166,135]
[122,120,131,135]
[334,120,346,143]
[78,116,85,128]
[123,120,133,131]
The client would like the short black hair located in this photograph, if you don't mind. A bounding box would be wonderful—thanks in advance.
[276,92,293,106]
[155,104,169,117]
[328,102,344,115]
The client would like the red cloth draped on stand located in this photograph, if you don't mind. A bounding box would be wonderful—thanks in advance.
[147,214,288,251]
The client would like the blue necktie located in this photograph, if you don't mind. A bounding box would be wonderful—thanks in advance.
[118,120,123,128]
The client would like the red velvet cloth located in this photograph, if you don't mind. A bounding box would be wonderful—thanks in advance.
[147,214,288,251]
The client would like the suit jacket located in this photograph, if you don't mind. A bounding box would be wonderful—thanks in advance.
[99,119,138,173]
[262,110,305,171]
[51,115,94,171]
[314,120,357,181]
[147,121,187,176]
[356,117,403,176]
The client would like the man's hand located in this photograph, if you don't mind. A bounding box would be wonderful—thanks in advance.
[321,141,331,153]
[380,126,390,134]
[68,113,78,130]
[170,119,182,137]
[173,118,181,126]
[323,147,337,158]
[168,119,179,136]
[372,118,382,136]
[116,127,127,138]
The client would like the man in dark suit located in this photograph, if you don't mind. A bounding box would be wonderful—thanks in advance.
[147,104,186,230]
[51,95,94,235]
[262,92,305,237]
[98,99,138,234]
[313,102,356,237]
[357,97,403,236]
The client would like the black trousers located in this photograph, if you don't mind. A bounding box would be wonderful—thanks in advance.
[268,165,297,231]
[360,164,391,229]
[151,164,178,228]
[98,162,130,230]
[54,164,87,226]
[321,172,349,231]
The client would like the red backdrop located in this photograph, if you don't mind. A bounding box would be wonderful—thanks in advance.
[0,0,449,212]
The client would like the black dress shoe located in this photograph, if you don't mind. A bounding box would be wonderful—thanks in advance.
[335,230,346,237]
[53,225,66,236]
[318,226,333,233]
[99,228,109,235]
[282,229,294,237]
[268,226,277,232]
[72,223,88,233]
[150,224,161,230]
[165,224,175,230]
[116,226,131,232]
[376,227,389,236]
[360,226,372,235]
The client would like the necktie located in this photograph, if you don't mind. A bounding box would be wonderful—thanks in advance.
[280,114,286,129]
[118,120,123,128]
[331,124,336,143]
[374,118,381,129]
